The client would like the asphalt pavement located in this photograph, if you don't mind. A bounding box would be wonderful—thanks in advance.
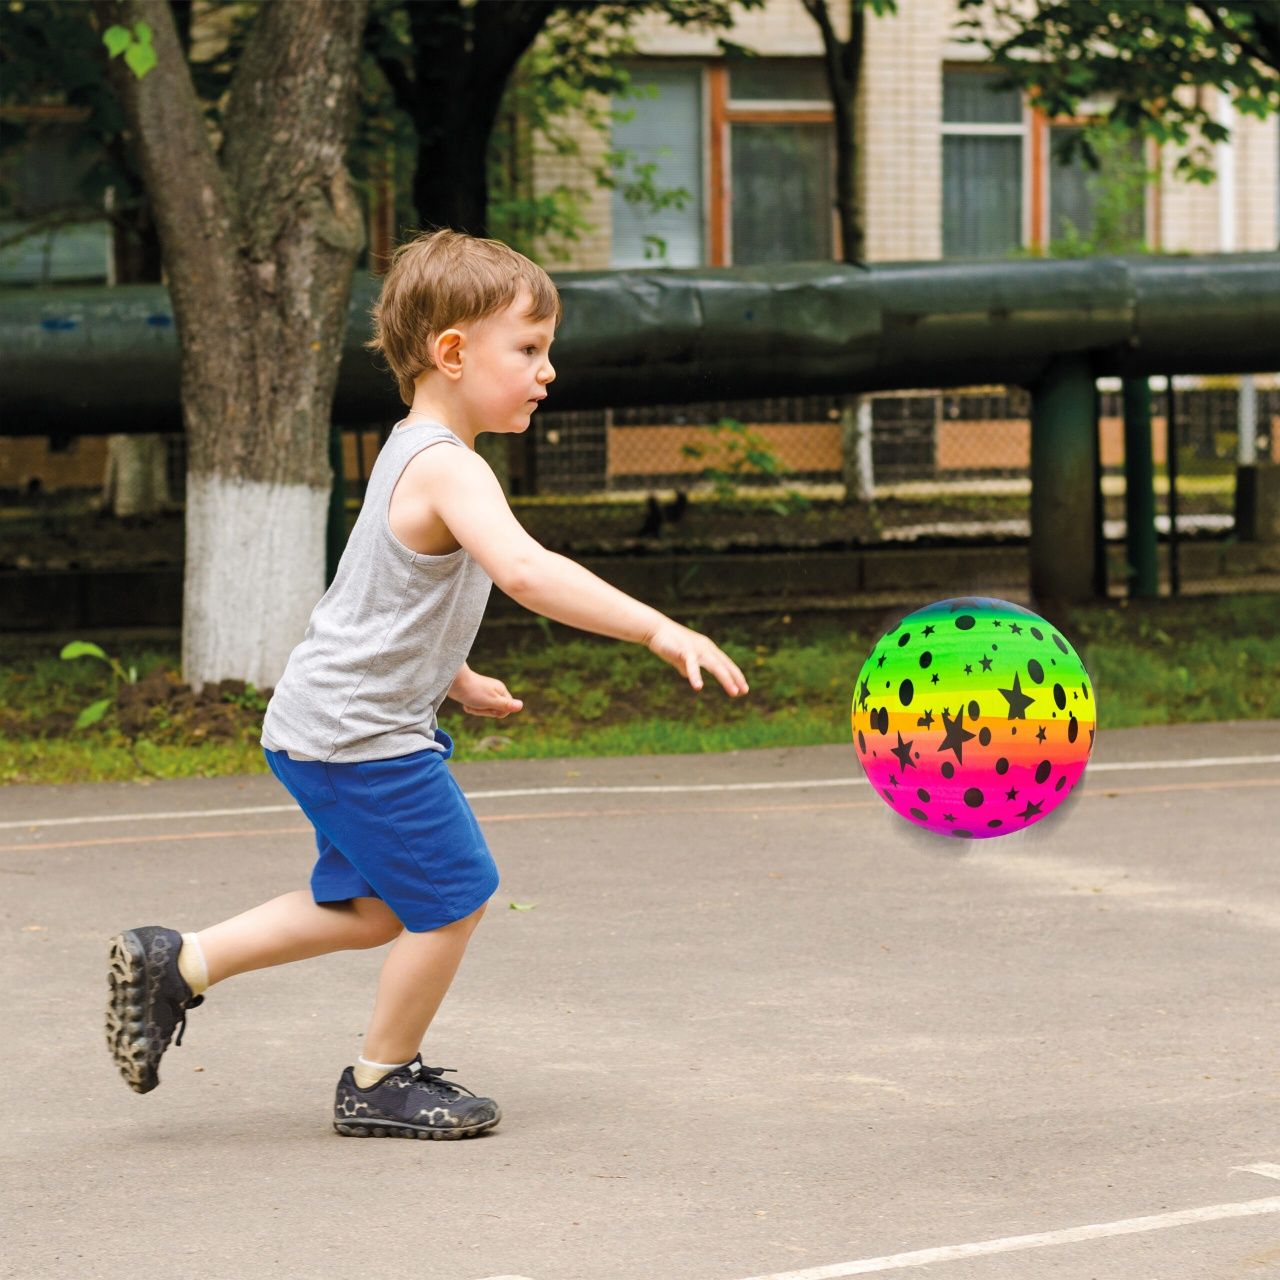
[2,720,1278,1280]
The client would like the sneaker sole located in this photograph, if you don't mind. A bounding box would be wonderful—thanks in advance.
[333,1110,501,1140]
[105,931,160,1094]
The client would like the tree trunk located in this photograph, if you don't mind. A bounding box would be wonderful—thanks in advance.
[803,0,872,504]
[103,187,170,515]
[94,0,368,691]
[102,433,171,516]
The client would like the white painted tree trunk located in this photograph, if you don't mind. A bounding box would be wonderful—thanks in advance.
[181,473,329,692]
[102,434,171,516]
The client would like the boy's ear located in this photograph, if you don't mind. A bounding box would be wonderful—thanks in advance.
[433,328,466,378]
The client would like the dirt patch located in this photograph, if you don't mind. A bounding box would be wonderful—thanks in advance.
[7,666,270,745]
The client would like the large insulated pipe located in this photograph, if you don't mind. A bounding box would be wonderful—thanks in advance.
[3,253,1277,435]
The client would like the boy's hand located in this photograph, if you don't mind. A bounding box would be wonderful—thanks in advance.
[448,668,523,719]
[646,621,749,696]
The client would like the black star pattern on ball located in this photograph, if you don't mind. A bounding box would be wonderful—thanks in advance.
[1005,786,1019,800]
[923,625,935,637]
[964,664,973,675]
[1036,725,1048,743]
[993,620,1002,628]
[931,673,940,685]
[876,654,886,669]
[890,733,916,772]
[859,679,870,710]
[1016,799,1044,822]
[997,671,1036,720]
[1009,623,1022,635]
[938,708,976,764]
[916,709,934,729]
[980,655,993,672]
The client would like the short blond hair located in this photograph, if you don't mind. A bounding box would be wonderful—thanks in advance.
[366,228,563,405]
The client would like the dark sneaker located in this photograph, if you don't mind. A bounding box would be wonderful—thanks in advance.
[334,1055,501,1140]
[105,926,204,1094]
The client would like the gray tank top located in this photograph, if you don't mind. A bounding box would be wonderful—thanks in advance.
[261,419,492,762]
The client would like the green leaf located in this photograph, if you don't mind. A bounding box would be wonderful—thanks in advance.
[60,641,109,663]
[508,901,538,911]
[102,25,130,58]
[74,699,113,730]
[124,37,157,80]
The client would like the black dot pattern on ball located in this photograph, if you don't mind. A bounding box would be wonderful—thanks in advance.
[941,762,955,779]
[1054,683,1066,709]
[1035,760,1051,784]
[979,727,992,746]
[996,757,1009,774]
[964,787,983,808]
[968,699,979,719]
[919,651,932,669]
[900,679,914,706]
[917,788,930,802]
[898,632,911,647]
[1027,659,1044,683]
[956,615,975,630]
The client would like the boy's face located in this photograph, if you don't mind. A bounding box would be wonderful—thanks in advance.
[453,286,557,435]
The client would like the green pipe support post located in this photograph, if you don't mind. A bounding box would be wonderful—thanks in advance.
[1030,355,1099,604]
[1122,377,1158,598]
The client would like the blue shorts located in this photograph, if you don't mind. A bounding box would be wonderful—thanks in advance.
[262,731,499,932]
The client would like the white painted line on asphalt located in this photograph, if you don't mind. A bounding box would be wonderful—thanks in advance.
[729,1196,1280,1280]
[1237,1163,1280,1181]
[1,752,1276,831]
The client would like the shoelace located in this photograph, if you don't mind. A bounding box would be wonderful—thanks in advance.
[406,1061,479,1099]
[173,994,204,1047]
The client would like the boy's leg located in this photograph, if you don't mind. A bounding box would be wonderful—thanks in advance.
[195,891,403,986]
[359,901,487,1065]
[106,893,403,1095]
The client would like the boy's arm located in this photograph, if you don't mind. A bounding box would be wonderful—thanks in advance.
[424,447,747,695]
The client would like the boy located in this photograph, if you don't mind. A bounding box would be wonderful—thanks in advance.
[105,228,749,1139]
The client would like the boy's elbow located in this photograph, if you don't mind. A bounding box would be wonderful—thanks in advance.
[494,549,543,600]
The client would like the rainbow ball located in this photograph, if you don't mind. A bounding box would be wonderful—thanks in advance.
[850,597,1095,839]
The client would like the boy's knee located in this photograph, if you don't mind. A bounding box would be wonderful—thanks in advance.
[349,901,404,948]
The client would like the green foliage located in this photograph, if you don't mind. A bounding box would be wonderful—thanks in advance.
[58,639,138,731]
[957,1,1280,184]
[2,595,1278,783]
[680,417,812,514]
[1050,124,1152,257]
[102,22,156,80]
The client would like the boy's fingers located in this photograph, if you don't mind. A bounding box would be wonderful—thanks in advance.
[684,652,703,689]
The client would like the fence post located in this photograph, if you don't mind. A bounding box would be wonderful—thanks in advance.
[1122,376,1158,598]
[1030,355,1099,603]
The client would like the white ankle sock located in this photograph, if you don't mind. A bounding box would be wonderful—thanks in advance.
[354,1055,413,1089]
[177,933,209,995]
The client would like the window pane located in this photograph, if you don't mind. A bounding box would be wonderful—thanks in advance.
[942,135,1022,257]
[943,69,1021,125]
[1049,124,1145,247]
[731,123,833,264]
[730,58,828,102]
[610,67,704,268]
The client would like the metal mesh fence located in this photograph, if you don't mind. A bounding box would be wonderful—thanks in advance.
[338,376,1274,556]
[3,375,1275,588]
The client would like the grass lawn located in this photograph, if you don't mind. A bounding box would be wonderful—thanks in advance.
[1,593,1277,786]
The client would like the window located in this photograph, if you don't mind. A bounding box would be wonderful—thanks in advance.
[610,58,836,269]
[941,68,1025,258]
[727,59,834,264]
[609,65,704,268]
[1046,123,1146,250]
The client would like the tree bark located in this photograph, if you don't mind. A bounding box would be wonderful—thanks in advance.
[383,0,558,237]
[93,0,368,690]
[802,0,873,505]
